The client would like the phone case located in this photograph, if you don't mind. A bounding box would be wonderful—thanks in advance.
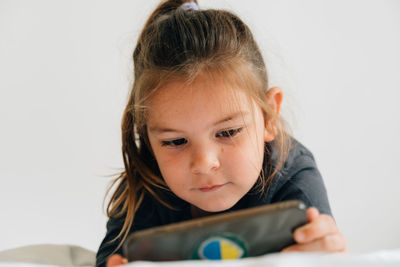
[123,200,307,261]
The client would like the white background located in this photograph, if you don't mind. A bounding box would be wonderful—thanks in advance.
[1,0,399,253]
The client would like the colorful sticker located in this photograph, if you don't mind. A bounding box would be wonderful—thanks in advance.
[191,233,248,260]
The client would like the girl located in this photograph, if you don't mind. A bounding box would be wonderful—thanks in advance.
[97,1,347,266]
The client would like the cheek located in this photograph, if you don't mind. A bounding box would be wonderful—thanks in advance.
[245,127,265,172]
[153,150,189,187]
[147,136,185,179]
[224,136,264,178]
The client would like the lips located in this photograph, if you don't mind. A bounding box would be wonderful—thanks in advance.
[198,183,227,192]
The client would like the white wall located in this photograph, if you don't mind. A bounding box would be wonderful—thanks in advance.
[1,0,399,253]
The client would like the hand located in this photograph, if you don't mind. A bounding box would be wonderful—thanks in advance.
[106,254,128,267]
[281,207,347,253]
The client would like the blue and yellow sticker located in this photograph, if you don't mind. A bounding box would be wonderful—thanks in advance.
[191,233,248,260]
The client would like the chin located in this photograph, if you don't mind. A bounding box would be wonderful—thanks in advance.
[197,198,238,213]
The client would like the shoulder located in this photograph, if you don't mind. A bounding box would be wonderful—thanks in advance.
[277,137,317,176]
[96,191,161,267]
[103,189,191,236]
[265,137,332,215]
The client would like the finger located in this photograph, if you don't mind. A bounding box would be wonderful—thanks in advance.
[107,254,127,267]
[307,207,319,222]
[282,233,347,253]
[295,207,320,243]
[294,214,337,243]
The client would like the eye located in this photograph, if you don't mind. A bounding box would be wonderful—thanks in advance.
[216,128,243,138]
[161,138,188,147]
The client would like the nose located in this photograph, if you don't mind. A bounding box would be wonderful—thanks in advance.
[189,143,221,175]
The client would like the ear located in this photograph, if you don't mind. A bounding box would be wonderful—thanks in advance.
[266,87,283,115]
[264,87,283,142]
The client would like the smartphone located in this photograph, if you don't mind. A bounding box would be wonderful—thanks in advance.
[123,200,307,262]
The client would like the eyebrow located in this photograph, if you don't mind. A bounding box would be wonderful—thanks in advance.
[148,111,250,134]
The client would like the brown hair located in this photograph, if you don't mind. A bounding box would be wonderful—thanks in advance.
[105,0,291,252]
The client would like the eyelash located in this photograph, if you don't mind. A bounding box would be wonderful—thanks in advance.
[215,128,243,138]
[161,127,243,147]
[161,138,188,147]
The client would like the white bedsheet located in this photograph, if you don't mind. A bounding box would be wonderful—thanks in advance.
[0,264,60,267]
[1,247,399,267]
[124,249,400,267]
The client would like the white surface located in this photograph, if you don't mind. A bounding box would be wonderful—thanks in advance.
[1,249,400,267]
[1,0,400,253]
[0,264,60,267]
[0,264,59,267]
[123,250,400,267]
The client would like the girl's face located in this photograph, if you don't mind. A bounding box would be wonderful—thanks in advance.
[146,75,273,212]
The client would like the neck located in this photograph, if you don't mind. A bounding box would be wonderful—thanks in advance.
[190,205,216,218]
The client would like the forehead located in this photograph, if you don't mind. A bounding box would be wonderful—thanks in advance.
[146,74,254,123]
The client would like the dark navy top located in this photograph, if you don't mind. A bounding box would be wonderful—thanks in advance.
[96,139,331,267]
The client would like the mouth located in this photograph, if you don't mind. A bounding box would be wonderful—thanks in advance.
[198,183,228,192]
